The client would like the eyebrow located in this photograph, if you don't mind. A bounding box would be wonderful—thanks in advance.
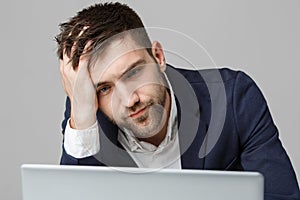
[95,58,147,89]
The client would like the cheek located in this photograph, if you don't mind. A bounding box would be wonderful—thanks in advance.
[98,95,114,119]
[138,84,166,100]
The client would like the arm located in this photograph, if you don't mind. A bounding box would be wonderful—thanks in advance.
[60,97,101,165]
[233,71,300,199]
[59,41,100,165]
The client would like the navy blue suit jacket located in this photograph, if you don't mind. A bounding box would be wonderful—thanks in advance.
[60,65,300,200]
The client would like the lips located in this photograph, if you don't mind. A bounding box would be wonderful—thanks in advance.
[129,106,148,118]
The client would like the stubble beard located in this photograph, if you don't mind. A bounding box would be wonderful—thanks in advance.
[117,87,167,139]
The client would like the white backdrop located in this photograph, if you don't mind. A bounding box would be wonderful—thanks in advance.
[0,1,299,199]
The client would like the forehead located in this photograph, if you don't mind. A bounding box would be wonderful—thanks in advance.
[89,35,151,85]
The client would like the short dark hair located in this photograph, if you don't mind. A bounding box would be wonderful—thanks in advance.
[55,2,152,69]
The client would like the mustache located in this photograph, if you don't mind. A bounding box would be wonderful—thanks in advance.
[127,100,153,114]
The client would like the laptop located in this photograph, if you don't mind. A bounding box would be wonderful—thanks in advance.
[21,164,264,200]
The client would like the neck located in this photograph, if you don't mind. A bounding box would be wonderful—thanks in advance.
[138,90,171,146]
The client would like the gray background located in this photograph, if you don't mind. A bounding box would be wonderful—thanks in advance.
[0,0,299,199]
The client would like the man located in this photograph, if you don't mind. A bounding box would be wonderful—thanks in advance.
[56,2,300,199]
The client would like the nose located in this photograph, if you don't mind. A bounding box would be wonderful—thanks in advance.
[115,82,139,108]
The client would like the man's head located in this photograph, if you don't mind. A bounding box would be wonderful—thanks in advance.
[56,2,170,141]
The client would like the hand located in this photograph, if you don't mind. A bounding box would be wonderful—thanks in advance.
[60,42,98,129]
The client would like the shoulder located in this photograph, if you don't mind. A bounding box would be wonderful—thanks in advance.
[166,64,260,106]
[166,64,249,84]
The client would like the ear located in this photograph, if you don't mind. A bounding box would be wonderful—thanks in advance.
[151,41,166,72]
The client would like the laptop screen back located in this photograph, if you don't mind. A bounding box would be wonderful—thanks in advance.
[21,164,264,200]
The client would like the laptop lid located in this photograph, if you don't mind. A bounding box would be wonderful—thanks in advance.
[21,164,264,200]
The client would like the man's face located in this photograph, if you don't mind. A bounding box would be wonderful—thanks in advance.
[90,36,169,139]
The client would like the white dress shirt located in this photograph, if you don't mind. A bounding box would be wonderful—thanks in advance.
[63,73,181,169]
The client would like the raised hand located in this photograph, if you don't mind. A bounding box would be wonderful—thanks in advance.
[60,42,98,129]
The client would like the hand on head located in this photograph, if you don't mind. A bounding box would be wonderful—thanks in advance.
[59,40,98,129]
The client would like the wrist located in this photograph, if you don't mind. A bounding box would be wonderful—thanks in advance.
[70,107,97,130]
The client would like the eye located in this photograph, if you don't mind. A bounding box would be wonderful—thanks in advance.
[125,67,142,79]
[97,85,111,95]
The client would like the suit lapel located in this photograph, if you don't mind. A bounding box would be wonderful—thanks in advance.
[166,65,209,169]
[94,109,137,167]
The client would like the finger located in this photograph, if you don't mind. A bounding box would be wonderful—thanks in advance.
[61,55,72,74]
[80,40,93,60]
[77,40,93,70]
[83,40,93,53]
[62,50,71,66]
[78,26,89,37]
[78,55,89,70]
[60,58,71,76]
[70,26,90,61]
[59,59,64,74]
[62,40,74,67]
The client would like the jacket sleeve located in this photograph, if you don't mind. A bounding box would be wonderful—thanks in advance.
[60,97,102,166]
[60,97,78,165]
[233,71,300,200]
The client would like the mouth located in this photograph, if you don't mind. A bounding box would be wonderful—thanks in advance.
[129,106,149,119]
